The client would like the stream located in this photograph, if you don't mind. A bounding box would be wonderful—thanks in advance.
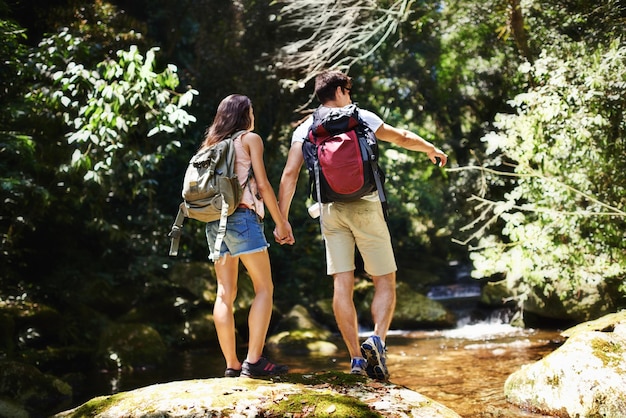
[79,320,564,417]
[72,274,566,417]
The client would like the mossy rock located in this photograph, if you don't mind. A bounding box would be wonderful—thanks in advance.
[0,360,72,417]
[505,313,626,417]
[392,282,456,329]
[169,261,217,302]
[95,323,167,369]
[267,305,336,355]
[53,372,462,418]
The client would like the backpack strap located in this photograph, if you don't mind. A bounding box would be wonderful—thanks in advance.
[314,159,325,241]
[372,161,388,221]
[168,202,186,256]
[363,139,389,222]
[209,129,248,262]
[209,196,230,262]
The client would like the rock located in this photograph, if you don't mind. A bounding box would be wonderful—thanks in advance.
[53,372,462,418]
[172,309,218,347]
[169,261,216,302]
[479,279,616,326]
[0,360,72,417]
[504,311,626,417]
[391,282,456,329]
[95,323,167,370]
[267,305,338,355]
[310,298,337,331]
[523,279,615,324]
[0,299,65,349]
[560,310,626,338]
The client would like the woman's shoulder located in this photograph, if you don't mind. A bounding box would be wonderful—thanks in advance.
[240,130,260,139]
[240,131,263,146]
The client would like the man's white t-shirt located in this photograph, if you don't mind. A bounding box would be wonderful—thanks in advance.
[291,106,384,144]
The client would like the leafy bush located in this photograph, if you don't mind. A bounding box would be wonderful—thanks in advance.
[467,39,626,305]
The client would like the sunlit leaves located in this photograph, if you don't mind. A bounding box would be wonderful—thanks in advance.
[28,29,198,199]
[469,39,626,303]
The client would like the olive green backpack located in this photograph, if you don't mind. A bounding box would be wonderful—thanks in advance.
[168,130,250,260]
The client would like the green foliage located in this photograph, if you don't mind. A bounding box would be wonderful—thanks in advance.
[3,0,625,362]
[468,40,626,304]
[2,23,198,302]
[27,29,197,198]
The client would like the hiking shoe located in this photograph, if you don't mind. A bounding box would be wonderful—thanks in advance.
[350,357,367,376]
[360,335,389,381]
[241,357,288,377]
[224,368,241,377]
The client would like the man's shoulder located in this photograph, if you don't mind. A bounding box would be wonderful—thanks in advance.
[292,115,314,143]
[355,107,383,131]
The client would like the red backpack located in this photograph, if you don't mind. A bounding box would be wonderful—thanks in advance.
[302,104,387,215]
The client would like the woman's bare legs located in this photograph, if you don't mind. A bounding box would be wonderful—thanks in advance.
[239,248,274,364]
[213,254,242,370]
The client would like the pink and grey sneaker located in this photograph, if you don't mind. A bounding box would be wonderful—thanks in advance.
[241,357,288,377]
[360,335,389,381]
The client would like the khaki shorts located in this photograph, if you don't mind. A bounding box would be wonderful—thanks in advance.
[321,197,397,276]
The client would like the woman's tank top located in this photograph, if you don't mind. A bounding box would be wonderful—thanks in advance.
[233,132,264,219]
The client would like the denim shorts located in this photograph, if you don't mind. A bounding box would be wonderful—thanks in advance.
[205,208,269,258]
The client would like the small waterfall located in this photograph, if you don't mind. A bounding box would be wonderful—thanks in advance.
[426,261,515,328]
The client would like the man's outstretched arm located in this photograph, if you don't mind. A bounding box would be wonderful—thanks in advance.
[375,123,448,166]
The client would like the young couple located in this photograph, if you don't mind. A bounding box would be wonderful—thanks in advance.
[201,70,448,380]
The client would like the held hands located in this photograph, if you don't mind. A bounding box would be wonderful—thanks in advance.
[427,148,448,167]
[273,222,295,245]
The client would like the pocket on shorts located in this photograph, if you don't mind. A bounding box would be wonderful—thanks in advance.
[227,215,252,239]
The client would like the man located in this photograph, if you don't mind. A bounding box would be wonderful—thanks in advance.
[274,70,448,380]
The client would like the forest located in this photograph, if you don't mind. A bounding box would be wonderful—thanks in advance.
[1,0,625,410]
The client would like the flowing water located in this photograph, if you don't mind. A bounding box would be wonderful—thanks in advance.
[78,321,564,417]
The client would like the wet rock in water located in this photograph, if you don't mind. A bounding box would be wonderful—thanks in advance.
[0,360,73,417]
[504,311,626,417]
[267,304,338,355]
[96,322,167,369]
[479,279,616,327]
[53,372,462,418]
[391,282,456,329]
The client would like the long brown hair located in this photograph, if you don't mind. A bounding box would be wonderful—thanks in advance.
[201,94,252,148]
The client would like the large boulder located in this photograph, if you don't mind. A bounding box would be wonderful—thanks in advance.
[53,372,462,418]
[504,311,626,417]
[480,279,615,327]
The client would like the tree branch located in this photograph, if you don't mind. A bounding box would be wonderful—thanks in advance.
[275,0,413,90]
[448,165,626,217]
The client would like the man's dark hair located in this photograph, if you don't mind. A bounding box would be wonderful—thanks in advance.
[314,70,352,103]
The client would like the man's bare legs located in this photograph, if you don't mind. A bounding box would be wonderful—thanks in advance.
[333,270,397,351]
[370,271,396,342]
[332,271,361,358]
[333,270,396,379]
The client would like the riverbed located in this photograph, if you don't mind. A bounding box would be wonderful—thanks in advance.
[80,323,564,417]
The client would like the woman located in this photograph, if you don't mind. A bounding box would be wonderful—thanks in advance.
[202,94,294,377]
